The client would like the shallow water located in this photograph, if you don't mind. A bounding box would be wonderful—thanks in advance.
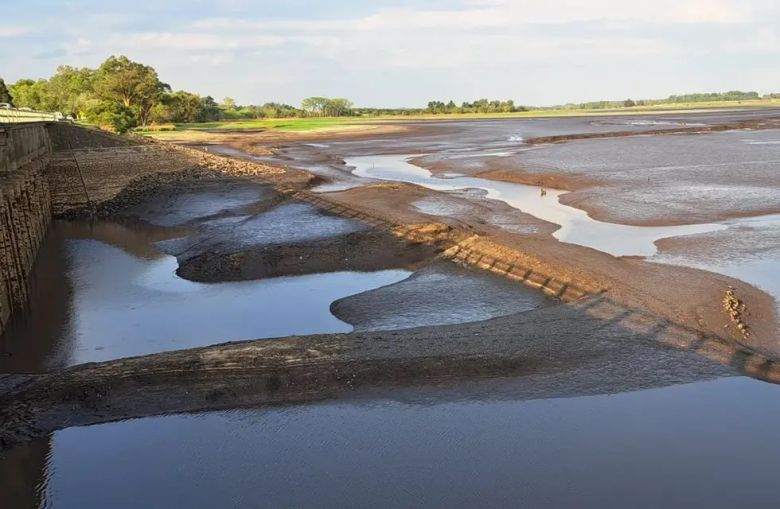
[346,154,725,257]
[5,376,780,509]
[45,235,411,366]
[654,213,780,320]
[0,215,412,370]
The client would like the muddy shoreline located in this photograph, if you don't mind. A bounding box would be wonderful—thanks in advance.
[2,110,780,453]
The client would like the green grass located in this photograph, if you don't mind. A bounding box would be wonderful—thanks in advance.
[136,98,780,137]
[136,117,372,135]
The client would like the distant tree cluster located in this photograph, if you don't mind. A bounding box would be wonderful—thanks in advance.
[557,90,770,111]
[301,96,354,117]
[7,56,360,132]
[426,99,525,114]
[8,55,778,132]
[665,91,761,103]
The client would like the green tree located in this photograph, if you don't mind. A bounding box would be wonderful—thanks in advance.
[220,97,236,110]
[94,55,170,127]
[84,102,137,133]
[153,91,205,123]
[198,96,222,122]
[324,98,353,116]
[301,96,330,116]
[8,79,54,110]
[0,78,14,105]
[47,65,96,117]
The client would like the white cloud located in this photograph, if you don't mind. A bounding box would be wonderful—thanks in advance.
[116,32,285,51]
[0,25,30,38]
[2,0,779,105]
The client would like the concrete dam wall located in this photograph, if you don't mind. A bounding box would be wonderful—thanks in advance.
[0,123,52,336]
[0,122,255,336]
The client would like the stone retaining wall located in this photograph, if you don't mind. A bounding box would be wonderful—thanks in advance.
[0,124,52,336]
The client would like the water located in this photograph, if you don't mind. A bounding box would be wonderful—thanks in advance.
[49,238,412,366]
[346,154,726,257]
[654,213,780,321]
[5,376,780,508]
[0,219,411,369]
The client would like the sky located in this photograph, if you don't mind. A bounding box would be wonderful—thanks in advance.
[1,0,778,107]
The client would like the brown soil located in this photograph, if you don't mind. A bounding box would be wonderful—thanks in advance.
[177,230,439,282]
[3,119,779,451]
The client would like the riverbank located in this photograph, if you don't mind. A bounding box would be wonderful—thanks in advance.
[2,114,779,452]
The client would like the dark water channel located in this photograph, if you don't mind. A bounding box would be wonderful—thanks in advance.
[4,376,780,508]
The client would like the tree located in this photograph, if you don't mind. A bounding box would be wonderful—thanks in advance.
[47,65,96,117]
[324,98,353,116]
[84,102,136,133]
[0,78,13,105]
[301,96,330,116]
[94,55,170,126]
[623,98,636,107]
[8,79,54,110]
[198,96,222,122]
[153,91,205,123]
[220,97,236,110]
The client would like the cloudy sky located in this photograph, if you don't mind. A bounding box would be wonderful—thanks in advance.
[1,0,778,107]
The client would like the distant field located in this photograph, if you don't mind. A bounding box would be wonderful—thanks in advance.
[136,98,780,137]
[136,117,373,136]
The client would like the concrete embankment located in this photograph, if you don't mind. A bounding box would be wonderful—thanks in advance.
[0,124,51,337]
[1,123,290,338]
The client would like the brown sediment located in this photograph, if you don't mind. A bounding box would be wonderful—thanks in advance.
[523,116,780,144]
[177,229,439,283]
[156,122,411,151]
[3,118,779,451]
[465,168,780,227]
[139,135,778,353]
[472,168,594,192]
[115,128,779,351]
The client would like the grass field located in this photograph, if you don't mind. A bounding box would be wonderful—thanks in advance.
[136,98,780,137]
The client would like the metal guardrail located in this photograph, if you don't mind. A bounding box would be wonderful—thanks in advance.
[0,106,62,123]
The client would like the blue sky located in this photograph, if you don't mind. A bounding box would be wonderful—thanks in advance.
[1,0,778,107]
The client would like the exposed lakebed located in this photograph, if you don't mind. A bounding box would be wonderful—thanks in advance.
[342,153,780,322]
[345,154,727,257]
[0,182,551,371]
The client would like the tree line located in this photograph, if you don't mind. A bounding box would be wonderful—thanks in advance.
[426,99,526,114]
[559,90,771,110]
[1,56,356,132]
[2,55,777,132]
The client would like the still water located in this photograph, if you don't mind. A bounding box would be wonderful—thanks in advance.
[0,220,410,369]
[346,154,725,257]
[4,376,780,508]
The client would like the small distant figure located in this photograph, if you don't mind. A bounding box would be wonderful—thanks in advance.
[204,145,209,152]
[540,188,547,197]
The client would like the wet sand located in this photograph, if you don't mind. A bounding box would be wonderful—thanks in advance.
[3,112,780,507]
[223,108,779,348]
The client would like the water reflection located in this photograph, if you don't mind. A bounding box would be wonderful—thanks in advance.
[0,220,410,370]
[6,376,780,509]
[345,154,726,257]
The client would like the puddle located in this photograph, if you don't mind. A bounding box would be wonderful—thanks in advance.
[0,220,410,369]
[5,376,780,508]
[51,237,411,366]
[347,154,725,257]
